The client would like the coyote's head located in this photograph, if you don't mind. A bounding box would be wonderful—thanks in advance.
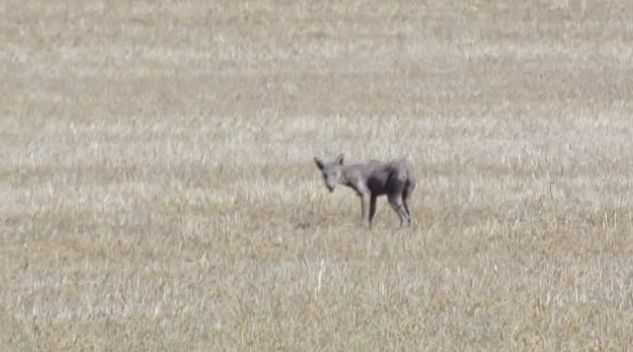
[313,154,344,192]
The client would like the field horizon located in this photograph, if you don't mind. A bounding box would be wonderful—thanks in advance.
[2,1,633,350]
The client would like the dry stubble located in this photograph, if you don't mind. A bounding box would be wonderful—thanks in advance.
[2,1,633,351]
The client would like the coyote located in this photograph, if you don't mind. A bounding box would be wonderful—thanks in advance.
[313,154,415,228]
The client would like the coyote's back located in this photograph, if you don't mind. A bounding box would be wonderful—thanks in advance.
[360,159,415,196]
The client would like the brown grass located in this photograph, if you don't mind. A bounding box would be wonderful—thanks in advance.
[2,0,633,350]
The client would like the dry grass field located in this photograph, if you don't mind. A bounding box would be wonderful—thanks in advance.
[2,0,633,350]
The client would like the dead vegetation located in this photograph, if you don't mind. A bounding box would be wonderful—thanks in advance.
[2,1,633,350]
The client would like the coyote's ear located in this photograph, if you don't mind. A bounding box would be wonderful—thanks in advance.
[314,157,324,170]
[335,153,344,165]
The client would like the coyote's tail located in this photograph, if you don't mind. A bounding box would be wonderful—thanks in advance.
[403,174,416,200]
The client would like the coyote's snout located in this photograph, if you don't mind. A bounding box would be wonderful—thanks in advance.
[314,153,416,228]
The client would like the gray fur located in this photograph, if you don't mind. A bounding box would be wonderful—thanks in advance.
[314,153,416,228]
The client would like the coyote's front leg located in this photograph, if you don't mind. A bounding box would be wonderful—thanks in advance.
[359,193,371,227]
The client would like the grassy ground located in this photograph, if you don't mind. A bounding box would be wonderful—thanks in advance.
[2,1,633,350]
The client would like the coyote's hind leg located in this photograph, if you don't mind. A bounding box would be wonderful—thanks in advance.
[402,180,415,226]
[388,194,408,227]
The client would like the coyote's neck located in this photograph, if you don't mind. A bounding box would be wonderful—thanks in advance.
[339,166,360,192]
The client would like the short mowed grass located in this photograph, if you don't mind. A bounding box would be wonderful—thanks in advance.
[2,1,633,351]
